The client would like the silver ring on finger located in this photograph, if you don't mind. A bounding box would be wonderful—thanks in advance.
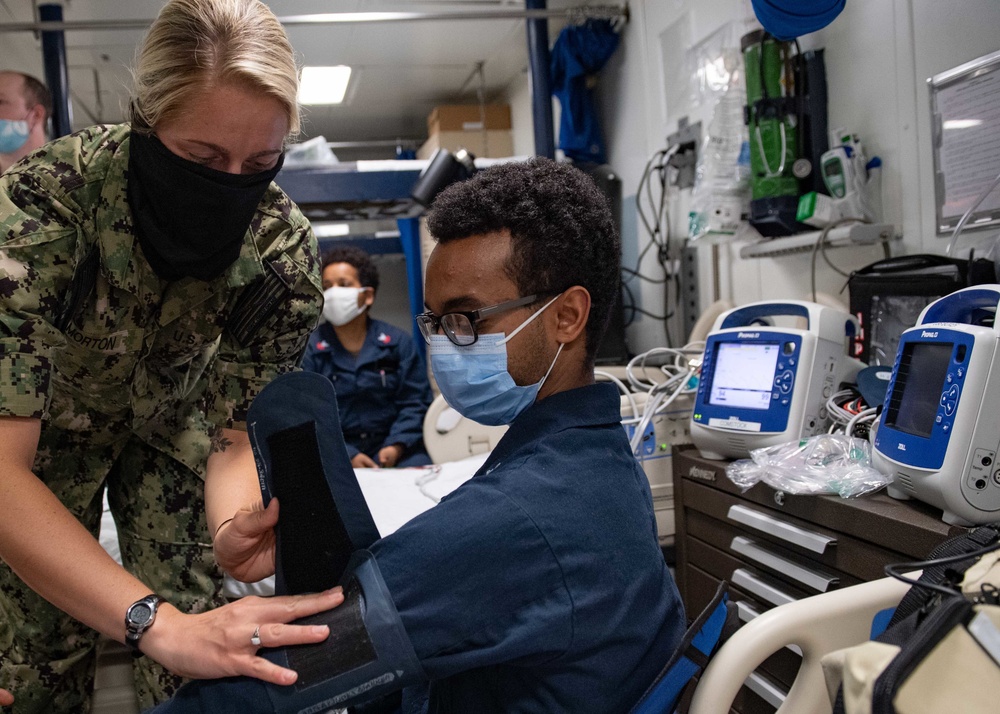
[250,625,262,647]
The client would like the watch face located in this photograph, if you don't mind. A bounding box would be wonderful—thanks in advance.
[129,604,152,625]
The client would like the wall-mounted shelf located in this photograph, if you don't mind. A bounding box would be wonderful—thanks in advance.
[737,222,900,259]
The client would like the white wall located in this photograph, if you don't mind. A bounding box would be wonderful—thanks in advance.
[368,254,414,334]
[513,0,1000,354]
[2,11,47,88]
[505,66,562,158]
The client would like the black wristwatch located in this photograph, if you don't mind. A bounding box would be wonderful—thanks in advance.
[125,594,161,656]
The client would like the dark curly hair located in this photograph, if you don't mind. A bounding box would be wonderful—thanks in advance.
[321,245,380,293]
[426,158,620,365]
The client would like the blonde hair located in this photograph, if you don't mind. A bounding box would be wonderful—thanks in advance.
[129,0,300,137]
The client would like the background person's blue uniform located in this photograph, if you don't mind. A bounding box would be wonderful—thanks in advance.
[302,317,432,466]
[146,382,685,714]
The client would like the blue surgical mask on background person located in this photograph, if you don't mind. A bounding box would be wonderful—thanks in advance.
[0,118,30,154]
[429,294,564,426]
[323,286,369,326]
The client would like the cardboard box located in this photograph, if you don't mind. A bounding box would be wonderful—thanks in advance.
[417,129,514,160]
[427,104,511,134]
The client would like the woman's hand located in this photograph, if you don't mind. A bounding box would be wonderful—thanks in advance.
[0,685,13,707]
[213,498,280,582]
[142,587,344,685]
[378,444,404,468]
[351,452,378,469]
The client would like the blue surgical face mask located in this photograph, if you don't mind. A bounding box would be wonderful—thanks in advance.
[0,118,30,154]
[429,294,564,426]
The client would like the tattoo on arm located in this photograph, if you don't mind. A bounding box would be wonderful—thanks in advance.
[209,427,233,454]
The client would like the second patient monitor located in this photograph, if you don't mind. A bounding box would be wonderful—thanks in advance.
[691,300,862,460]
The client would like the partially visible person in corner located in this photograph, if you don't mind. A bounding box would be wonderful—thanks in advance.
[0,71,50,173]
[302,246,433,468]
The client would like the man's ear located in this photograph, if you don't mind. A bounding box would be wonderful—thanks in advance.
[552,286,590,345]
[27,105,46,133]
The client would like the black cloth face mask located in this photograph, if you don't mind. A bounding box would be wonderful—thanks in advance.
[126,131,284,282]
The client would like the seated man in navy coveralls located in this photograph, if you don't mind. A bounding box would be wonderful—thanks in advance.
[149,158,685,714]
[302,246,432,468]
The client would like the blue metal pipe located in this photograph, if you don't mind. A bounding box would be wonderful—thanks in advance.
[525,0,555,158]
[396,216,426,364]
[40,3,73,138]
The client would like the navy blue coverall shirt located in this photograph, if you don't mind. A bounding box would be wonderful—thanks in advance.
[301,317,432,466]
[147,383,686,713]
[374,381,686,712]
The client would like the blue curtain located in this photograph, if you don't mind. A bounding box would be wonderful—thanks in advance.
[550,19,620,164]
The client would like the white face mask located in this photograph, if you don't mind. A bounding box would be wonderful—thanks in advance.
[323,286,369,326]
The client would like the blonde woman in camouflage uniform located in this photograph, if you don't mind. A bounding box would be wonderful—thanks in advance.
[0,1,346,711]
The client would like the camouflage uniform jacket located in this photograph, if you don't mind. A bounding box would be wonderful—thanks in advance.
[0,124,323,475]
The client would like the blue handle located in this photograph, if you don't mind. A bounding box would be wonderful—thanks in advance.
[720,303,811,330]
[922,288,1000,326]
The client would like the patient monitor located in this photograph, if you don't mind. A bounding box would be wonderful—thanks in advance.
[873,285,1000,526]
[690,300,861,460]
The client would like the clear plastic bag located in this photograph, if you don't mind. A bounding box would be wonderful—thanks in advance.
[283,135,339,166]
[685,26,750,241]
[725,434,892,498]
[687,85,750,240]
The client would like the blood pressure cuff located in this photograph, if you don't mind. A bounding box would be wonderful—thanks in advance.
[263,550,426,713]
[247,370,381,595]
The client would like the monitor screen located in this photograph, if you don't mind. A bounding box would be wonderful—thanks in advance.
[709,342,780,410]
[884,342,953,438]
[929,50,1000,234]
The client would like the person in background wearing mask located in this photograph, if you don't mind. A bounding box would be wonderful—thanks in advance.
[0,71,51,173]
[146,158,686,714]
[0,1,344,712]
[301,246,432,468]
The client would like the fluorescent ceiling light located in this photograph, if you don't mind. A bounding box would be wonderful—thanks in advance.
[313,223,351,237]
[299,66,352,105]
[943,119,982,130]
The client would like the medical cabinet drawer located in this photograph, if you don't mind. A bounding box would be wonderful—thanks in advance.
[683,487,906,583]
[686,508,864,592]
[675,448,958,560]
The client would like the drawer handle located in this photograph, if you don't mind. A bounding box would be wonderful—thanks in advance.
[731,567,796,607]
[736,600,761,623]
[745,671,787,709]
[727,504,836,554]
[731,536,840,593]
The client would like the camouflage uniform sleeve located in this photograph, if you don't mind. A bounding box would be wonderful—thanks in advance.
[206,217,323,429]
[0,153,89,418]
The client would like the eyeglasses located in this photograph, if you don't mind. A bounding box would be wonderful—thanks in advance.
[416,294,541,346]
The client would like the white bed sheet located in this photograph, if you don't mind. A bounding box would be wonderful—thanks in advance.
[356,453,488,536]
